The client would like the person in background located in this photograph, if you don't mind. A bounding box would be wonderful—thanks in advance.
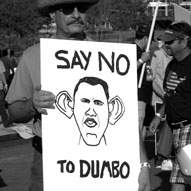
[9,50,18,69]
[134,24,154,141]
[149,21,191,191]
[0,55,8,127]
[149,41,173,171]
[1,49,15,88]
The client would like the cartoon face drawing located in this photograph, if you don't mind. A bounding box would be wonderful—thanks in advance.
[55,76,125,146]
[73,82,110,146]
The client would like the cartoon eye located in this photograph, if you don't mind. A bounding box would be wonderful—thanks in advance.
[94,100,104,106]
[81,98,90,103]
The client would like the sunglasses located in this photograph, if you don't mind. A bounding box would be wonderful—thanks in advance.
[164,39,176,45]
[59,4,90,15]
[164,38,184,45]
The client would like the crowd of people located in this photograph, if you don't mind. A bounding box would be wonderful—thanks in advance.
[0,48,17,127]
[0,0,191,190]
[135,20,191,190]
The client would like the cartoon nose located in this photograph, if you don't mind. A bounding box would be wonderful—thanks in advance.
[85,107,96,116]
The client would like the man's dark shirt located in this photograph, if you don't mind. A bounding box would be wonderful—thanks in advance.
[164,53,191,123]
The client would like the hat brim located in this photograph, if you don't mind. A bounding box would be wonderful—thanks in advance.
[38,0,99,16]
[158,31,181,42]
[161,33,178,42]
[157,31,183,42]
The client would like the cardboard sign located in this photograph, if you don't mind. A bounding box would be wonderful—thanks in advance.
[41,39,140,191]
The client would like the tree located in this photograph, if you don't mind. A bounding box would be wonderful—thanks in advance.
[87,0,150,31]
[0,0,50,38]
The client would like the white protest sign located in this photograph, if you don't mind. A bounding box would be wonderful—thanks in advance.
[41,38,139,191]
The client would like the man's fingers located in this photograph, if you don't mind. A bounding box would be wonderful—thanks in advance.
[36,108,48,115]
[150,125,156,134]
[35,99,55,108]
[32,86,55,115]
[138,184,144,191]
[36,92,55,102]
[149,124,154,133]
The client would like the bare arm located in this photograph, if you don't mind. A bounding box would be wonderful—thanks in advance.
[152,80,165,100]
[0,73,7,85]
[0,73,8,92]
[149,104,165,133]
[138,129,151,191]
[8,99,37,123]
[137,52,151,70]
[139,128,148,163]
[8,86,55,123]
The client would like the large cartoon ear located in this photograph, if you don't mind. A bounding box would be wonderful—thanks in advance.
[55,91,74,119]
[108,96,125,125]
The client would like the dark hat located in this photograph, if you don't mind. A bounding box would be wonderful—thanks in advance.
[159,29,188,42]
[159,22,191,42]
[136,24,151,37]
[135,24,155,41]
[38,0,99,15]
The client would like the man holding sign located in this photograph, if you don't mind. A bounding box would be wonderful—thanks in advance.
[5,0,151,190]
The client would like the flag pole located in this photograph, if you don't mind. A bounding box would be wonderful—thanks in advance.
[138,0,160,88]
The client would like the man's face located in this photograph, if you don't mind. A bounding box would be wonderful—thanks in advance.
[164,39,183,57]
[55,3,88,38]
[73,82,110,146]
[163,44,171,56]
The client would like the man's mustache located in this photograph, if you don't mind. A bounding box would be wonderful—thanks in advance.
[67,19,85,25]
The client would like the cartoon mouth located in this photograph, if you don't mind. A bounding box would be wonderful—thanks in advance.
[86,133,97,138]
[84,118,97,127]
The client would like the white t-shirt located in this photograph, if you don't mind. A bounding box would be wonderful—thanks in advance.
[150,47,172,106]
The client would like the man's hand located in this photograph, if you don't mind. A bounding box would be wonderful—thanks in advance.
[149,115,161,134]
[138,167,151,191]
[33,85,55,115]
[140,52,151,64]
[141,50,156,64]
[145,65,154,81]
[4,84,8,92]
